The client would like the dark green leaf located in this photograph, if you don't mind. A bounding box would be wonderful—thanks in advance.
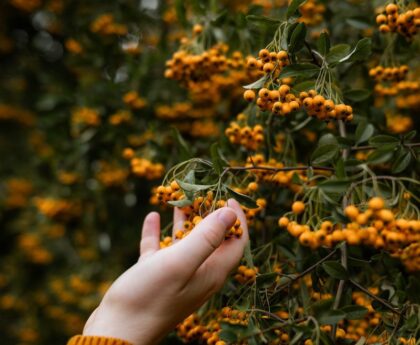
[211,143,229,174]
[392,150,411,173]
[256,272,278,288]
[319,133,338,146]
[287,0,307,19]
[319,180,350,194]
[293,80,315,92]
[246,14,282,26]
[318,310,346,325]
[243,75,268,89]
[226,187,259,209]
[355,121,374,144]
[367,147,395,164]
[279,64,320,79]
[344,89,371,102]
[326,44,350,64]
[404,130,417,141]
[168,199,193,207]
[172,127,192,159]
[322,261,349,280]
[317,32,330,56]
[219,330,237,342]
[311,144,339,165]
[335,158,346,179]
[369,135,399,146]
[243,241,254,268]
[176,179,213,193]
[345,38,372,63]
[341,305,368,320]
[289,23,307,53]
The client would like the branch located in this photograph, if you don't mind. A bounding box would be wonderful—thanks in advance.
[350,142,420,151]
[228,165,335,173]
[270,248,338,300]
[349,279,402,316]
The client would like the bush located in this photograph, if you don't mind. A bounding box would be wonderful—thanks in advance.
[0,0,419,344]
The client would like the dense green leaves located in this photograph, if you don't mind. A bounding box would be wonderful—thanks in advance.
[287,0,307,19]
[279,63,320,79]
[288,23,307,53]
[322,261,349,280]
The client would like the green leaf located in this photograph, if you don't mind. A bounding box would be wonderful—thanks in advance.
[344,89,371,102]
[329,38,372,66]
[288,23,307,53]
[226,187,259,209]
[174,0,187,26]
[287,0,307,18]
[246,14,282,26]
[341,305,368,320]
[279,63,320,79]
[318,133,338,146]
[243,75,268,89]
[176,179,213,193]
[367,147,395,164]
[322,261,349,280]
[326,44,350,65]
[172,127,192,159]
[168,199,193,207]
[318,310,346,325]
[335,158,346,179]
[368,135,399,147]
[404,130,417,141]
[319,180,351,194]
[346,17,371,29]
[392,150,411,173]
[311,144,339,165]
[317,32,330,56]
[219,330,238,342]
[243,241,254,268]
[355,121,374,144]
[293,80,315,92]
[211,143,229,174]
[256,272,278,288]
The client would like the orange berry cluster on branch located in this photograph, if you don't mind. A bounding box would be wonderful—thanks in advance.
[279,197,420,271]
[297,0,326,26]
[369,65,409,82]
[301,90,353,121]
[123,91,147,109]
[130,158,164,180]
[376,4,420,39]
[96,162,128,187]
[234,265,258,284]
[225,114,264,151]
[220,307,249,326]
[33,197,81,221]
[90,13,128,36]
[246,49,290,77]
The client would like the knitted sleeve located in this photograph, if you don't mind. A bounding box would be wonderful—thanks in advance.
[67,335,133,345]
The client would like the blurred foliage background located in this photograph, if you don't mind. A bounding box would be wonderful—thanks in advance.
[0,0,420,344]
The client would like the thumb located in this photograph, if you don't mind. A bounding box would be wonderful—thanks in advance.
[167,207,237,276]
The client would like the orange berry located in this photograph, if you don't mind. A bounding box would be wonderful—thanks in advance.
[278,217,289,228]
[345,205,359,219]
[243,90,256,102]
[292,201,305,214]
[368,197,384,210]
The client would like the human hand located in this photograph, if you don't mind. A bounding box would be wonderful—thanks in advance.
[82,199,248,345]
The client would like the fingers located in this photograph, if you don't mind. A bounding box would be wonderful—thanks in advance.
[205,199,249,276]
[172,207,186,240]
[167,207,237,276]
[139,212,161,257]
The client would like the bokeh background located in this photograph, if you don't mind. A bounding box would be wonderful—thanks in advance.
[1,0,419,344]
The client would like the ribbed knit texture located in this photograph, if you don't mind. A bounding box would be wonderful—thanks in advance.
[67,335,133,345]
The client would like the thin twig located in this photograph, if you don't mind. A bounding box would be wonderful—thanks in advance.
[227,165,335,173]
[350,142,420,151]
[349,279,402,316]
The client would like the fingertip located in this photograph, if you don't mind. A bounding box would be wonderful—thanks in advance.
[216,207,236,228]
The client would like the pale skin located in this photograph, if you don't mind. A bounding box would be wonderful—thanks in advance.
[82,199,249,345]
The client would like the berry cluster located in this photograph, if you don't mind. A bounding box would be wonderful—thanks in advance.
[220,307,249,326]
[246,49,290,78]
[130,158,164,180]
[33,197,81,221]
[297,0,326,26]
[369,65,409,82]
[279,197,420,271]
[376,4,420,39]
[71,107,101,127]
[96,162,128,187]
[123,91,147,109]
[225,114,264,151]
[90,13,128,36]
[234,265,258,284]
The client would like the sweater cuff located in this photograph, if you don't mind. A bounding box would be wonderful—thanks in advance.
[67,335,133,345]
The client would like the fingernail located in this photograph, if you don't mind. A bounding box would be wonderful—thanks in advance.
[218,208,237,228]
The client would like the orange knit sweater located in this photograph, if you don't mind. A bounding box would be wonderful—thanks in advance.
[67,335,133,345]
